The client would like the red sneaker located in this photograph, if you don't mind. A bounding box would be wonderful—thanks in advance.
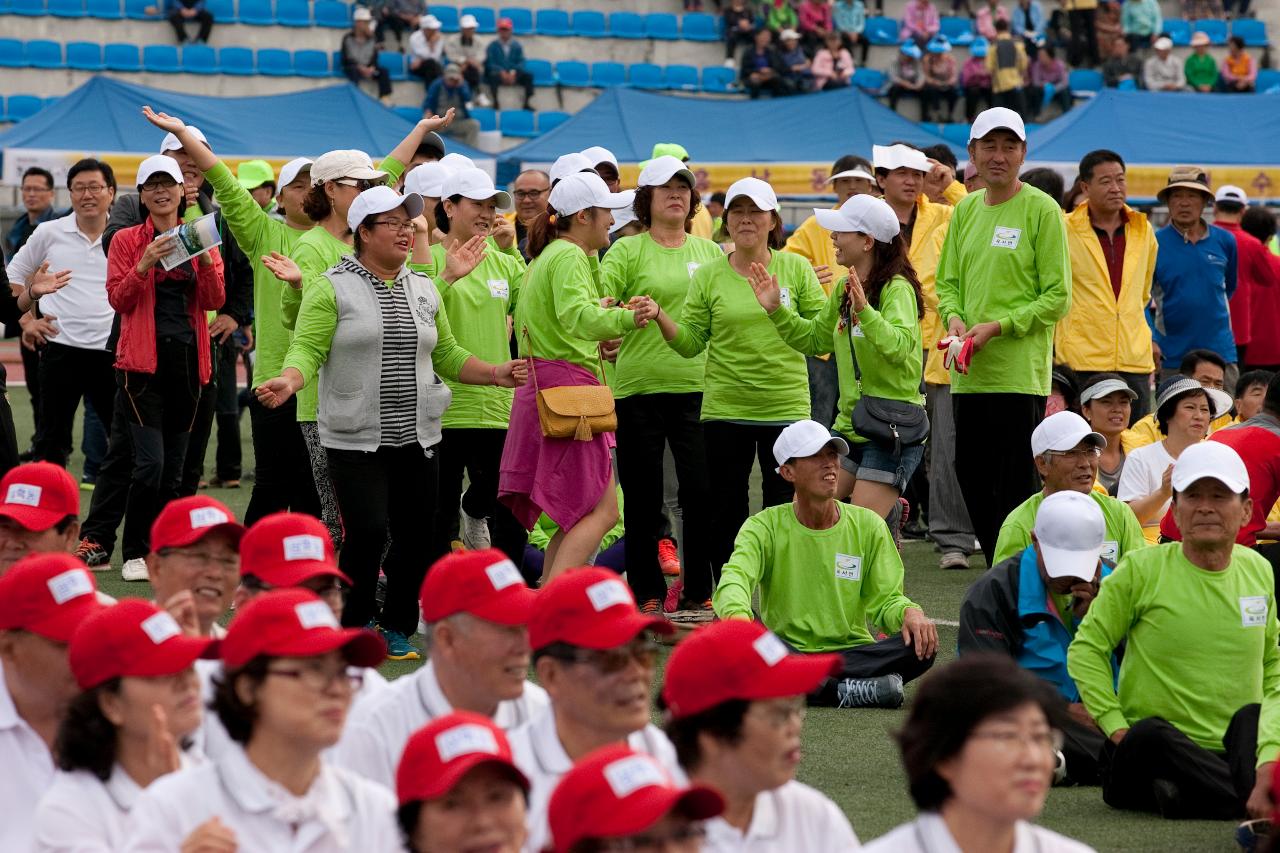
[664,580,684,614]
[657,537,681,576]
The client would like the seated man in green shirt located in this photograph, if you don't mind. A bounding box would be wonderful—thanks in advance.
[993,410,1146,565]
[713,420,938,709]
[1067,442,1280,820]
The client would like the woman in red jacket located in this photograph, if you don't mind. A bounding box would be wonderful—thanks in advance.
[105,154,225,561]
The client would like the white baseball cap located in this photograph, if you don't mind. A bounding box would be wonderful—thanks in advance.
[779,28,799,40]
[609,205,638,234]
[1080,377,1138,404]
[1171,441,1250,494]
[724,177,778,212]
[421,13,441,28]
[159,124,208,153]
[1033,491,1106,581]
[346,185,424,233]
[581,146,619,169]
[310,149,388,186]
[278,157,313,189]
[1030,411,1106,457]
[137,154,185,186]
[439,152,475,172]
[1154,36,1173,51]
[352,6,371,21]
[813,194,901,242]
[548,171,634,217]
[549,152,595,185]
[873,144,931,174]
[1215,185,1248,204]
[459,12,478,28]
[637,155,695,189]
[970,107,1027,142]
[404,161,455,199]
[773,420,850,471]
[441,167,513,210]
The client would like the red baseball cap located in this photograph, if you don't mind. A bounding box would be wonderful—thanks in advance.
[662,620,839,718]
[395,711,530,805]
[0,462,79,531]
[239,512,349,587]
[219,588,385,668]
[420,548,536,626]
[528,567,672,651]
[548,745,724,853]
[150,496,245,552]
[0,553,104,642]
[497,16,513,28]
[69,598,218,689]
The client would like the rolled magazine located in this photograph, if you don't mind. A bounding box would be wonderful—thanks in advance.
[159,212,222,271]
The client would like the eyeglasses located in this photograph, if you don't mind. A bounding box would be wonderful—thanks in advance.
[70,183,109,196]
[266,661,364,692]
[513,189,549,200]
[21,184,53,194]
[1043,447,1101,461]
[593,824,707,852]
[334,178,380,190]
[555,636,660,674]
[371,219,414,233]
[141,180,179,192]
[970,727,1065,755]
[747,697,807,729]
[156,547,239,572]
[243,574,347,601]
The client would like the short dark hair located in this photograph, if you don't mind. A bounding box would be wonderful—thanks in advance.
[1156,386,1211,435]
[54,514,78,534]
[1236,369,1274,399]
[1180,348,1227,376]
[922,143,958,171]
[1241,206,1278,244]
[302,183,333,222]
[1020,168,1065,206]
[212,655,271,744]
[1229,35,1245,49]
[352,212,380,255]
[896,654,1067,811]
[434,195,459,234]
[633,178,702,230]
[709,191,726,206]
[994,17,1009,31]
[661,697,750,771]
[1051,364,1081,413]
[1216,199,1245,215]
[398,803,423,852]
[1265,373,1280,417]
[21,166,54,190]
[54,680,121,781]
[66,159,116,193]
[1078,149,1125,184]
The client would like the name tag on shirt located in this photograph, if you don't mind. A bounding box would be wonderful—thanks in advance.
[488,279,509,299]
[834,553,861,582]
[1240,596,1268,628]
[686,261,701,278]
[779,287,792,309]
[1100,541,1119,562]
[851,323,865,338]
[991,226,1022,250]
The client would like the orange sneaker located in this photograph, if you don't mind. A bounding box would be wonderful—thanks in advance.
[657,538,681,576]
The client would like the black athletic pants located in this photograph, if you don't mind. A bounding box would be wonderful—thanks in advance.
[244,396,322,526]
[34,341,116,468]
[702,420,794,575]
[429,427,527,568]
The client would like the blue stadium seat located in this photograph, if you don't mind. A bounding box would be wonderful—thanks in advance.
[11,0,45,16]
[1232,18,1267,47]
[666,63,698,91]
[941,123,970,146]
[572,10,605,38]
[237,0,272,25]
[258,47,292,75]
[556,60,589,87]
[378,50,407,81]
[143,44,179,72]
[611,12,645,39]
[525,58,554,86]
[940,15,973,44]
[460,6,494,32]
[7,95,43,122]
[294,48,329,77]
[314,0,349,28]
[864,16,899,44]
[66,41,104,70]
[182,43,217,73]
[629,62,664,90]
[1194,18,1228,44]
[48,0,85,18]
[701,65,735,93]
[1115,77,1137,90]
[1069,68,1103,94]
[331,49,343,76]
[1257,68,1280,93]
[535,8,569,36]
[0,39,23,67]
[497,6,530,34]
[852,66,886,93]
[26,40,62,68]
[682,13,720,42]
[645,13,679,40]
[428,5,458,32]
[590,61,626,87]
[43,96,60,108]
[123,0,154,18]
[471,106,497,131]
[393,105,422,121]
[85,0,122,18]
[1164,17,1191,46]
[276,0,309,26]
[500,109,536,137]
[219,46,254,75]
[538,110,569,133]
[205,0,234,21]
[104,42,141,70]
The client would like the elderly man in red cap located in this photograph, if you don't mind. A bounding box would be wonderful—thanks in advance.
[145,495,245,638]
[0,462,81,574]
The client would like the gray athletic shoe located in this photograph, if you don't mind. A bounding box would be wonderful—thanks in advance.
[460,511,491,550]
[835,673,905,709]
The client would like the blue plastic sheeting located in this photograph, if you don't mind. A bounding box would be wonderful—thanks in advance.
[1025,90,1280,166]
[0,75,490,163]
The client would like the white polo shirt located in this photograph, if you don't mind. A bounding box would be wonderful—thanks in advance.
[863,813,1096,853]
[508,708,685,853]
[33,764,142,852]
[121,742,400,853]
[703,780,861,852]
[5,214,114,351]
[334,658,549,791]
[0,663,57,852]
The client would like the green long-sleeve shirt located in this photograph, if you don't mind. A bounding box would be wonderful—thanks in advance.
[1185,52,1219,89]
[993,489,1147,565]
[714,502,919,653]
[935,185,1071,395]
[1067,543,1280,766]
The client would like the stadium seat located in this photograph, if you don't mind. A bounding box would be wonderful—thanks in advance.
[538,110,569,133]
[182,43,217,73]
[66,40,104,70]
[0,39,23,67]
[611,12,645,39]
[428,5,458,32]
[1232,18,1267,47]
[276,0,310,26]
[104,42,141,71]
[257,47,292,75]
[629,62,665,90]
[11,0,45,16]
[940,15,974,44]
[556,60,589,87]
[48,0,85,18]
[525,57,554,86]
[646,13,679,40]
[1115,77,1137,91]
[219,46,254,75]
[852,66,886,93]
[7,95,43,121]
[202,0,233,20]
[1258,68,1280,93]
[1164,17,1191,46]
[535,8,569,36]
[1194,18,1227,44]
[393,105,422,121]
[471,106,497,131]
[701,65,735,93]
[864,16,899,45]
[572,10,606,38]
[497,6,531,34]
[43,96,60,107]
[313,0,349,28]
[378,50,407,81]
[1068,68,1103,95]
[941,123,970,146]
[682,13,720,42]
[236,0,272,26]
[142,44,179,72]
[25,40,62,69]
[590,61,626,87]
[460,6,494,33]
[85,0,121,17]
[294,48,329,77]
[666,64,698,91]
[499,108,535,137]
[123,0,153,18]
[331,49,342,76]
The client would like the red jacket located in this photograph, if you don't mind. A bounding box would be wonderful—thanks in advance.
[1215,219,1280,351]
[105,217,225,384]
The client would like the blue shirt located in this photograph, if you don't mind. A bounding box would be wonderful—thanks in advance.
[1151,223,1238,368]
[1011,0,1044,37]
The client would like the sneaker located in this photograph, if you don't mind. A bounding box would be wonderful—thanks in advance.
[75,537,110,569]
[639,598,663,617]
[939,551,971,570]
[723,57,736,68]
[1236,819,1271,852]
[460,511,491,550]
[209,477,240,489]
[892,498,910,551]
[657,537,681,576]
[835,673,904,709]
[380,627,421,661]
[668,599,716,624]
[121,557,149,582]
[663,580,683,614]
[475,91,492,107]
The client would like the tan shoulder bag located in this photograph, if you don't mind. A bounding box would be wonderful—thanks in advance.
[523,327,617,442]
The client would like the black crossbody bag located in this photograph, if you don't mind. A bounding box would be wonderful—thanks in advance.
[847,313,930,454]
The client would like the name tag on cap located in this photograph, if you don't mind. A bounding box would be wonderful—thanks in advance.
[586,578,632,612]
[295,600,338,629]
[141,611,182,645]
[486,559,523,591]
[488,279,509,299]
[283,534,326,562]
[47,568,93,604]
[6,483,42,507]
[1240,596,1268,628]
[834,553,862,582]
[603,755,666,798]
[189,506,229,529]
[436,723,500,762]
[991,226,1021,250]
[752,631,788,666]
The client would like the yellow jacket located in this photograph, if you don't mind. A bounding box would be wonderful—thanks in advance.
[1060,0,1097,9]
[910,196,956,386]
[784,212,847,295]
[1056,203,1157,373]
[690,204,714,240]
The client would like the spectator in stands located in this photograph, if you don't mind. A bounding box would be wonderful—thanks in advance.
[1243,208,1280,372]
[1026,45,1071,118]
[976,0,1012,39]
[961,37,994,119]
[425,65,480,146]
[987,18,1028,115]
[1011,0,1046,55]
[1101,35,1142,87]
[447,13,485,95]
[833,0,869,64]
[766,0,800,35]
[901,0,942,44]
[1220,35,1257,92]
[372,0,424,47]
[1215,186,1280,371]
[1182,0,1225,18]
[798,0,835,49]
[724,0,758,63]
[5,168,58,261]
[1143,37,1186,90]
[1092,0,1123,62]
[1080,374,1138,494]
[921,36,960,120]
[740,28,794,98]
[813,30,856,89]
[484,18,534,111]
[1062,0,1100,68]
[407,14,447,90]
[343,8,393,105]
[889,41,926,113]
[163,0,214,45]
[1223,0,1251,16]
[1185,31,1219,91]
[778,29,813,91]
[1121,0,1162,51]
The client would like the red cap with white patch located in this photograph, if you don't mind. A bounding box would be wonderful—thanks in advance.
[150,496,245,552]
[0,462,79,531]
[420,548,536,625]
[0,553,104,642]
[220,588,384,668]
[239,512,349,587]
[69,598,217,689]
[395,711,529,805]
[528,567,672,651]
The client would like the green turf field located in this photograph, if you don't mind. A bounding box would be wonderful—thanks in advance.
[34,399,1237,851]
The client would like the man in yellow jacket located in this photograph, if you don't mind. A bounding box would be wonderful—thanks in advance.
[1056,149,1157,422]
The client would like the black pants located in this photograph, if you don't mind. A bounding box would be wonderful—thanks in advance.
[1025,83,1073,117]
[992,88,1026,117]
[746,75,793,98]
[485,69,534,108]
[703,421,794,574]
[888,85,922,113]
[410,58,443,89]
[328,443,439,636]
[169,8,213,42]
[1067,8,1098,67]
[616,393,715,605]
[0,389,19,479]
[22,343,40,447]
[809,635,936,706]
[34,342,116,469]
[181,339,242,493]
[430,427,527,568]
[922,84,959,122]
[81,386,146,559]
[346,67,393,98]
[725,29,755,60]
[953,393,1045,566]
[1101,707,1259,820]
[1062,716,1107,786]
[244,396,321,526]
[963,85,991,120]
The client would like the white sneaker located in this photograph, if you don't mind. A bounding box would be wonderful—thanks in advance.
[122,557,149,582]
[460,512,491,550]
[475,91,492,107]
[723,57,735,68]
